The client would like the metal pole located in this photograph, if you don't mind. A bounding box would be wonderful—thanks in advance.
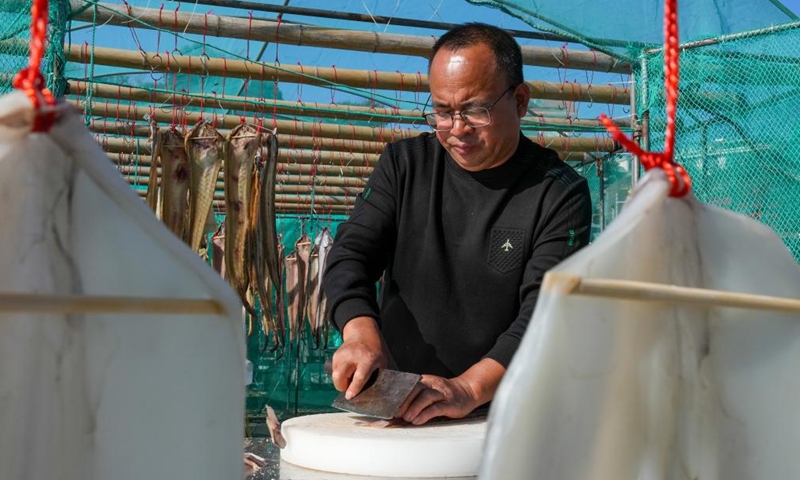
[597,156,606,231]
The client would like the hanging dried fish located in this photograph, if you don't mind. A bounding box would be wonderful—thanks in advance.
[275,236,287,345]
[293,233,312,343]
[224,123,260,313]
[262,131,281,293]
[144,117,163,214]
[186,120,224,253]
[247,136,281,352]
[313,228,334,349]
[159,128,191,239]
[305,241,320,346]
[285,250,301,345]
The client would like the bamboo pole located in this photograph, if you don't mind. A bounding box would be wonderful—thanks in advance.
[90,121,390,153]
[70,1,630,74]
[98,136,382,166]
[0,293,224,315]
[545,272,800,314]
[117,164,367,187]
[128,174,363,197]
[133,188,356,206]
[94,123,618,155]
[75,99,417,142]
[65,46,631,105]
[72,80,622,129]
[109,152,375,177]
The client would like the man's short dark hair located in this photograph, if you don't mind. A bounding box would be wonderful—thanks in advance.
[430,23,524,87]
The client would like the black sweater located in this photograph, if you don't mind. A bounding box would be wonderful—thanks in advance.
[323,132,592,377]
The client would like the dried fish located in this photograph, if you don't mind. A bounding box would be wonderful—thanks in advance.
[144,117,163,214]
[159,128,190,239]
[305,242,320,345]
[285,250,301,344]
[262,132,281,291]
[186,120,224,253]
[248,138,281,351]
[275,237,287,345]
[291,233,312,343]
[265,405,287,449]
[313,228,334,348]
[224,123,260,312]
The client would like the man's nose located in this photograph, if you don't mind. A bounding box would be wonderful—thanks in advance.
[449,114,473,136]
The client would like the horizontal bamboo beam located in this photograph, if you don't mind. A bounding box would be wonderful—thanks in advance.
[133,188,356,206]
[70,1,629,73]
[546,272,800,314]
[129,174,363,197]
[0,293,223,315]
[98,136,382,166]
[90,121,389,154]
[117,164,367,188]
[65,46,630,105]
[75,99,416,142]
[72,80,613,128]
[109,152,375,177]
[93,121,617,154]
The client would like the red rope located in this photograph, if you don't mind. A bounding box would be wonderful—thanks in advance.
[14,0,55,132]
[599,0,690,197]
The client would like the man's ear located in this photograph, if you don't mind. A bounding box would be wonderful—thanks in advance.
[515,83,532,118]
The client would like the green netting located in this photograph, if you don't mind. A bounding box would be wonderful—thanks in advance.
[465,0,796,61]
[574,152,633,240]
[638,25,800,261]
[0,0,68,96]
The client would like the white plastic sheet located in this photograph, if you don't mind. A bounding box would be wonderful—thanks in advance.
[0,91,245,480]
[481,171,800,480]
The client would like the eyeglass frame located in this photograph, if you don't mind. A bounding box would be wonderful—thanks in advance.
[421,84,519,132]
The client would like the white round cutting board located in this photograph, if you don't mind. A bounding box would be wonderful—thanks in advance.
[280,413,487,478]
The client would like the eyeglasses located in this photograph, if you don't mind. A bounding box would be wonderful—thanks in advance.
[422,84,517,132]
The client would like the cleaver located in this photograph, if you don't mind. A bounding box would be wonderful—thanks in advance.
[324,358,421,419]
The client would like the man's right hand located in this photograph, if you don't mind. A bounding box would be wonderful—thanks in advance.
[332,316,389,400]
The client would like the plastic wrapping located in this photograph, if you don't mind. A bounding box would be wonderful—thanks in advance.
[481,170,800,479]
[0,91,245,480]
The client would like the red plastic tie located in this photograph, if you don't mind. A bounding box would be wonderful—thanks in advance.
[14,0,56,132]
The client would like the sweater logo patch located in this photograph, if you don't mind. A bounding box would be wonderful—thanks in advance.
[488,228,525,274]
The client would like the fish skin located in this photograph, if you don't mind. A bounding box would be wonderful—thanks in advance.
[224,123,261,312]
[262,132,281,290]
[275,237,286,346]
[247,143,281,351]
[186,120,224,253]
[285,250,301,344]
[265,405,287,449]
[314,228,334,348]
[293,233,312,343]
[305,242,320,346]
[159,128,191,239]
[144,118,163,214]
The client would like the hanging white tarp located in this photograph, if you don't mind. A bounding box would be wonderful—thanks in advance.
[0,91,245,480]
[481,170,800,479]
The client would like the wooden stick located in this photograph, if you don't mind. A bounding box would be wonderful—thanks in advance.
[546,272,800,314]
[65,46,630,105]
[134,189,357,206]
[117,164,367,187]
[0,293,224,315]
[69,1,630,74]
[128,175,363,196]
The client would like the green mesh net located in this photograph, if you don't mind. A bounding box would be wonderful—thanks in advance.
[638,26,800,261]
[0,0,68,96]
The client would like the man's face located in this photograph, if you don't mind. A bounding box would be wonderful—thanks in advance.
[428,43,529,172]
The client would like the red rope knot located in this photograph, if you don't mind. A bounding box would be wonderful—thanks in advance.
[14,68,56,132]
[599,0,690,198]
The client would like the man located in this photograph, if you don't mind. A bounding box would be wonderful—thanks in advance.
[322,23,592,425]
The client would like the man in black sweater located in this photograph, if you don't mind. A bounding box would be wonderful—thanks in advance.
[322,23,592,425]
